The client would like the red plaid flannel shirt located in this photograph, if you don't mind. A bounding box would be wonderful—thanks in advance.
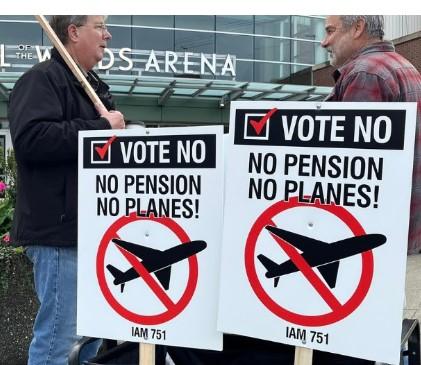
[326,41,421,254]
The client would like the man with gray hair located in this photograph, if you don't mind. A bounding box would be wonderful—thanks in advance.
[321,16,421,255]
[8,15,125,365]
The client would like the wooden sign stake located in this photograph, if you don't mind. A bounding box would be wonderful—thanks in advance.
[294,346,313,365]
[34,15,105,109]
[139,343,155,365]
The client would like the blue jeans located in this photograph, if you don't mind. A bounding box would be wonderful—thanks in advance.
[26,246,100,365]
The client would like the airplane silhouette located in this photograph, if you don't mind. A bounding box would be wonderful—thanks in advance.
[107,238,207,293]
[258,225,386,289]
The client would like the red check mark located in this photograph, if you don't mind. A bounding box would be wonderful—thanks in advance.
[95,135,117,160]
[249,108,278,135]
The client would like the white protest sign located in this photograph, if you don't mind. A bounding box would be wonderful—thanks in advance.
[217,101,417,364]
[77,126,224,350]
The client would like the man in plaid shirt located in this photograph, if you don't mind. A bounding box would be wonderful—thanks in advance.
[322,15,421,254]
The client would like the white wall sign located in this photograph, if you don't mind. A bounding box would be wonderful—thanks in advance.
[77,126,224,350]
[217,101,417,364]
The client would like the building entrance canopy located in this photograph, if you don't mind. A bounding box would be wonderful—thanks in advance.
[0,72,331,103]
[105,74,331,104]
[0,72,332,125]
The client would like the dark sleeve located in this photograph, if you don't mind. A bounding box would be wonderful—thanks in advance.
[97,78,115,111]
[340,71,396,102]
[8,69,111,164]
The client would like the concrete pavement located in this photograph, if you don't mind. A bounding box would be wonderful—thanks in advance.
[405,254,421,323]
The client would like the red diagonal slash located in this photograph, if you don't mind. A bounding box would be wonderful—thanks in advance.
[267,219,342,311]
[115,244,176,310]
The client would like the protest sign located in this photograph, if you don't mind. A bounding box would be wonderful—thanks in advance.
[77,126,224,350]
[218,101,417,364]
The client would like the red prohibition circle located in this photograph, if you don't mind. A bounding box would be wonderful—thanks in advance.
[96,212,198,325]
[245,196,373,327]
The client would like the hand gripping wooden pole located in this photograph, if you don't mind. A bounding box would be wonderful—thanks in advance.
[35,15,105,109]
[294,346,313,365]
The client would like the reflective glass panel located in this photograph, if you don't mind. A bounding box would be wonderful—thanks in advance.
[133,16,174,28]
[175,16,214,31]
[254,62,290,83]
[0,20,43,71]
[175,31,214,53]
[107,25,131,49]
[107,16,131,25]
[216,34,253,59]
[216,16,253,33]
[0,16,33,21]
[216,60,252,82]
[254,37,290,62]
[291,16,325,41]
[132,28,174,51]
[291,39,317,65]
[255,16,291,37]
[0,22,42,45]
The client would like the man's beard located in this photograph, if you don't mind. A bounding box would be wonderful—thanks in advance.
[327,50,336,67]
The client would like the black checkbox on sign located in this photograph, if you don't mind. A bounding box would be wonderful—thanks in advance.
[91,140,112,164]
[244,113,271,140]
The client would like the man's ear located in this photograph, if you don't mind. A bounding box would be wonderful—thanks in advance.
[353,18,366,39]
[67,24,79,42]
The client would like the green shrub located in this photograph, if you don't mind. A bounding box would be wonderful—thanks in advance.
[0,148,17,247]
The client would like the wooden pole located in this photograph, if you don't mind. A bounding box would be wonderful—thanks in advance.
[34,15,105,108]
[294,346,313,365]
[139,343,155,365]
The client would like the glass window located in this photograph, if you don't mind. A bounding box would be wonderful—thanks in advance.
[107,25,131,49]
[235,61,254,81]
[216,16,253,33]
[42,31,52,47]
[132,28,174,51]
[216,34,253,59]
[255,16,291,37]
[175,31,214,54]
[106,17,132,50]
[254,37,290,62]
[107,16,131,25]
[216,60,252,82]
[291,39,316,65]
[313,18,328,64]
[133,16,174,28]
[292,16,325,41]
[175,16,214,31]
[312,16,327,42]
[254,62,290,83]
[0,16,34,20]
[315,44,328,65]
[0,21,43,71]
[236,61,253,81]
[0,22,42,45]
[291,17,326,66]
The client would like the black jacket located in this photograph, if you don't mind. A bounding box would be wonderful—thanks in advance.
[8,48,113,246]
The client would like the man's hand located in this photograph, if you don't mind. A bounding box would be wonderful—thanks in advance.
[95,103,125,130]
